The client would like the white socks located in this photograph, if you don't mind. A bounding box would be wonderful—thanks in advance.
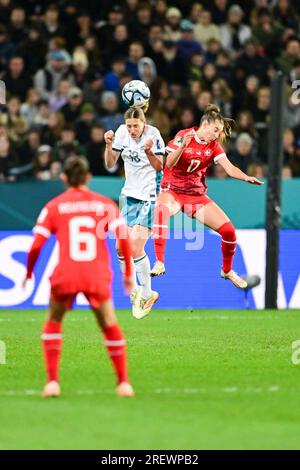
[134,255,152,299]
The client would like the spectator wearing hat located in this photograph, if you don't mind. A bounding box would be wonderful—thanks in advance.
[159,39,187,85]
[2,55,33,102]
[34,49,72,101]
[19,22,47,75]
[219,4,252,55]
[72,47,89,88]
[177,19,203,63]
[164,7,182,42]
[61,86,83,123]
[34,145,53,180]
[75,103,97,144]
[193,9,221,47]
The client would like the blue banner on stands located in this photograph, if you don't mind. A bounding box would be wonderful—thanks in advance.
[0,230,299,309]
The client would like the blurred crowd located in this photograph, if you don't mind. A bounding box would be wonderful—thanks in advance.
[1,0,300,182]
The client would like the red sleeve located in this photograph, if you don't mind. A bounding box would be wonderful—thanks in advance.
[106,201,132,277]
[165,130,185,153]
[26,233,48,279]
[33,203,56,238]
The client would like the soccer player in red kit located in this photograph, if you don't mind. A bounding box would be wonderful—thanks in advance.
[150,104,263,288]
[23,156,135,398]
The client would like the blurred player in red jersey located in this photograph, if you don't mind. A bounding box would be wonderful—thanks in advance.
[150,104,264,289]
[23,156,135,398]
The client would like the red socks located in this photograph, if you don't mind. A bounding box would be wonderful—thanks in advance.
[153,204,170,263]
[102,324,128,384]
[217,221,237,274]
[41,321,62,383]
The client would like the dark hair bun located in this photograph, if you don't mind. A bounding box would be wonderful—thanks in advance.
[204,104,220,114]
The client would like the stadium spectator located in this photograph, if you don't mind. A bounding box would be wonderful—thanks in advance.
[60,86,83,123]
[75,103,97,144]
[164,7,182,42]
[34,50,72,101]
[126,40,145,79]
[219,4,252,55]
[2,55,32,102]
[193,9,221,47]
[53,124,85,163]
[99,91,123,131]
[0,24,15,71]
[177,19,202,63]
[19,22,47,75]
[228,132,256,173]
[34,145,53,180]
[85,124,114,176]
[0,132,18,181]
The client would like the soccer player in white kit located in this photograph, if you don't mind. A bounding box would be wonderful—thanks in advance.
[104,107,165,319]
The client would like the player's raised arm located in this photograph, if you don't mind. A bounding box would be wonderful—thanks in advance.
[217,155,264,185]
[104,130,120,168]
[144,138,163,171]
[166,131,194,169]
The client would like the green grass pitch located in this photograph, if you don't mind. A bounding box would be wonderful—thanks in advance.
[0,308,300,450]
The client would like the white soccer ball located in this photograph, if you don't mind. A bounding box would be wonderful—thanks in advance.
[122,80,150,108]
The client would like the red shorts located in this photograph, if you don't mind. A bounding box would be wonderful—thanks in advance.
[162,189,212,217]
[50,285,112,310]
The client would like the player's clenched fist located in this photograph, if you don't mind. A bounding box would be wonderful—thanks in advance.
[144,138,153,153]
[104,130,114,144]
[181,131,194,148]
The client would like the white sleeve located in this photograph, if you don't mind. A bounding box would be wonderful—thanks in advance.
[153,130,165,155]
[213,153,226,164]
[112,125,126,152]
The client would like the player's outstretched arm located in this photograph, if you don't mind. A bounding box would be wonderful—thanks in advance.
[144,138,163,171]
[23,233,47,287]
[218,155,264,185]
[104,130,120,169]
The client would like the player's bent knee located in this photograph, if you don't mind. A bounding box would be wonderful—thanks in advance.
[217,221,236,242]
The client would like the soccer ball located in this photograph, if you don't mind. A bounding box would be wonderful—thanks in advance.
[122,80,150,108]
